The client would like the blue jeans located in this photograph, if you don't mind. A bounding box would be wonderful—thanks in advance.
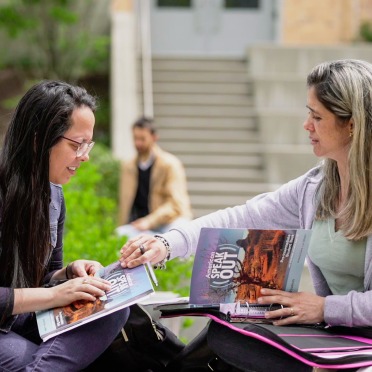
[0,308,129,371]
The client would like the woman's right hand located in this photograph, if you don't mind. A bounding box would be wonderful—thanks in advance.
[119,234,167,268]
[13,276,111,315]
[49,275,111,308]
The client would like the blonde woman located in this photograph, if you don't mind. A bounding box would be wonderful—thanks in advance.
[121,60,372,371]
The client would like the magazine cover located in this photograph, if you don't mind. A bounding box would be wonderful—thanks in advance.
[37,261,154,341]
[189,228,311,305]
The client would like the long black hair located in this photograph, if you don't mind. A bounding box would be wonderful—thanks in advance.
[0,81,96,288]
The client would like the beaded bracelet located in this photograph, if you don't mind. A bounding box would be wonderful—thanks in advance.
[153,235,171,270]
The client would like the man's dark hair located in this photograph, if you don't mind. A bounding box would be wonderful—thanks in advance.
[132,116,156,135]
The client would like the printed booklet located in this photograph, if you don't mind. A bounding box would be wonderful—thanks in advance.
[189,227,312,320]
[36,261,154,341]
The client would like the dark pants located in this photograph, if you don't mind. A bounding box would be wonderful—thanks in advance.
[0,308,129,372]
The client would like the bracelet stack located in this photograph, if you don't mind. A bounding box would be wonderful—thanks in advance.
[153,235,171,270]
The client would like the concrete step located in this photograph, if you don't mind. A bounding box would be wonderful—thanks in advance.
[153,93,254,106]
[190,194,255,208]
[152,58,248,72]
[188,181,277,195]
[151,56,263,218]
[154,104,255,117]
[158,128,259,142]
[158,141,262,155]
[185,167,264,182]
[152,81,252,95]
[153,70,250,83]
[192,207,225,217]
[179,153,263,168]
[155,116,257,130]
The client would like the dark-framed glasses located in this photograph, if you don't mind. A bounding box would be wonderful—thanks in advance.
[61,136,95,157]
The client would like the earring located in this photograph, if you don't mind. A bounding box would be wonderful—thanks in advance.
[349,128,353,138]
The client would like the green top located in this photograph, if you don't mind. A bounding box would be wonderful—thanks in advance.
[308,218,366,295]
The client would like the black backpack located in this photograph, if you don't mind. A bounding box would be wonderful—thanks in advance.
[84,303,185,372]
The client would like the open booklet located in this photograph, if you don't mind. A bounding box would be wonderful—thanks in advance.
[156,228,312,322]
[36,261,155,342]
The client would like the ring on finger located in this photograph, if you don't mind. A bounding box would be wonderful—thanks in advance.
[289,307,295,317]
[83,279,88,284]
[139,244,146,255]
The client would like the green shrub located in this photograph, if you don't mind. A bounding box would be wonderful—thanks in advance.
[0,0,110,82]
[360,21,372,42]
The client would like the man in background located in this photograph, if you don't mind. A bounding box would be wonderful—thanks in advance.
[116,116,192,238]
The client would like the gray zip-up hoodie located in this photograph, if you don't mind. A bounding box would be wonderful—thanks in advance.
[163,166,372,328]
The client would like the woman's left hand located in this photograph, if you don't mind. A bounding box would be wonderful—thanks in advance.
[257,288,325,325]
[67,260,103,278]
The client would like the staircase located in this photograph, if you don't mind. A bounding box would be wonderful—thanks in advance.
[151,57,273,218]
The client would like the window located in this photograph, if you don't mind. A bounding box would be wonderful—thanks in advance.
[157,0,191,7]
[224,0,259,8]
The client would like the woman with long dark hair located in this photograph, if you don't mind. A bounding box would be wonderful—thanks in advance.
[0,81,128,370]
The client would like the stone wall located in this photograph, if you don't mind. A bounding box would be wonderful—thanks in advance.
[248,44,372,184]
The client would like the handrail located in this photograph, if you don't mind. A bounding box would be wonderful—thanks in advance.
[139,0,154,118]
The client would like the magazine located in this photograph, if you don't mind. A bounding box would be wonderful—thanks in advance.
[188,227,312,319]
[36,261,155,342]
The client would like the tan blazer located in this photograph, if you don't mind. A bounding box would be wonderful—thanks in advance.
[118,144,192,229]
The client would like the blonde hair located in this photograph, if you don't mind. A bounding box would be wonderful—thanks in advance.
[308,59,372,240]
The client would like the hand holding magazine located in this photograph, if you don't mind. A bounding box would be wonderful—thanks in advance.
[37,261,155,342]
[157,228,311,320]
[188,227,311,320]
[156,228,372,369]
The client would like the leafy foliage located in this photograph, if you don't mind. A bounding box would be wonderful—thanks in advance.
[360,21,372,42]
[91,96,111,147]
[0,0,110,82]
[0,1,111,144]
[155,257,194,297]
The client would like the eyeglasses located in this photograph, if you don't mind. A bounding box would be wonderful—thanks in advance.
[61,136,95,157]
